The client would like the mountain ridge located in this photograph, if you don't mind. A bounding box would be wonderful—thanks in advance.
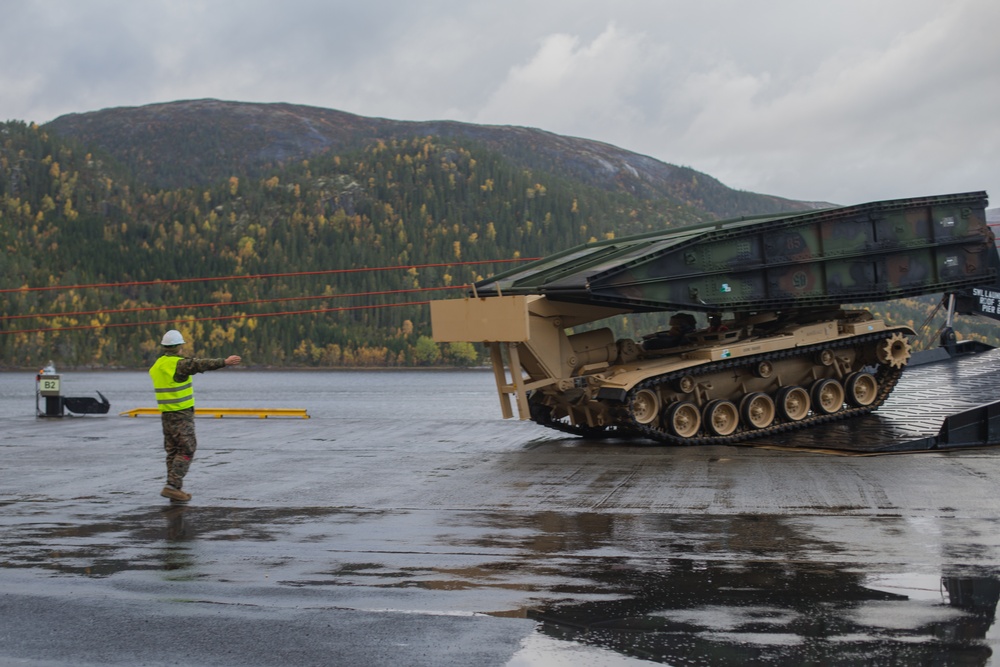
[44,98,830,219]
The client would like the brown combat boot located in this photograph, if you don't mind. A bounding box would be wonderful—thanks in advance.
[160,486,192,503]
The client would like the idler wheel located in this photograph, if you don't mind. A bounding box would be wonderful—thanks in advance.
[664,401,701,438]
[776,385,811,421]
[740,392,776,429]
[703,399,740,437]
[845,372,879,407]
[876,332,912,369]
[630,388,660,425]
[811,378,845,415]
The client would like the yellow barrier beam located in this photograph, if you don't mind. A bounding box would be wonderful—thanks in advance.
[120,407,310,419]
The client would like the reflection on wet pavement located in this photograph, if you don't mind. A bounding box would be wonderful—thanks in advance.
[531,562,998,665]
[3,503,999,664]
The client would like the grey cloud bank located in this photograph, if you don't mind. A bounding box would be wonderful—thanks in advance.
[2,0,998,206]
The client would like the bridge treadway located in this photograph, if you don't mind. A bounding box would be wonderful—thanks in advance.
[758,348,1000,453]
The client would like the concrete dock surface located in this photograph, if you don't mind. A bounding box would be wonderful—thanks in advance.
[3,359,1000,665]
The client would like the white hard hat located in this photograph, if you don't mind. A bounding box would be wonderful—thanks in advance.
[161,330,185,346]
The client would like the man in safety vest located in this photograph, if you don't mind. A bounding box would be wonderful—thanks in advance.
[150,329,242,503]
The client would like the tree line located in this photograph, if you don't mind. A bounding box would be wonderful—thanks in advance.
[0,122,709,369]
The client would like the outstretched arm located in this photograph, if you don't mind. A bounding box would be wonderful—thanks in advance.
[175,355,242,377]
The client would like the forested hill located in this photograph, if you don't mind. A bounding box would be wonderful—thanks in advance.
[2,103,994,369]
[0,114,718,369]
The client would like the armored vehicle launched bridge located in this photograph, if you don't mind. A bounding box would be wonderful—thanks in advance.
[432,192,1000,446]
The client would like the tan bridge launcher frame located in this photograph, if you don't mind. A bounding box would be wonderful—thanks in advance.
[430,295,629,420]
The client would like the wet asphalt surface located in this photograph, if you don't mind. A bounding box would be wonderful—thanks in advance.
[3,361,1000,666]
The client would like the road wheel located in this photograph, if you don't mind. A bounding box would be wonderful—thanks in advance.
[664,401,701,438]
[776,385,810,421]
[811,378,845,415]
[630,388,660,425]
[703,400,739,436]
[845,372,879,407]
[740,392,776,429]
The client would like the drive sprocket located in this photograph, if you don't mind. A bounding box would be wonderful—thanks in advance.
[877,332,912,369]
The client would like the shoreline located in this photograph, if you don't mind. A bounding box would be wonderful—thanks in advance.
[3,365,491,373]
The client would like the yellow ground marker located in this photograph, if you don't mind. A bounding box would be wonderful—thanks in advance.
[120,407,309,419]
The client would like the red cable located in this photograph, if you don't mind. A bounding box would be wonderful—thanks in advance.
[1,285,463,321]
[0,301,433,336]
[0,258,539,294]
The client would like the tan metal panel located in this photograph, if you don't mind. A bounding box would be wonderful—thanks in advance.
[430,296,530,342]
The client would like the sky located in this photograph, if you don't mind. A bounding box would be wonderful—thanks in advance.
[2,0,999,207]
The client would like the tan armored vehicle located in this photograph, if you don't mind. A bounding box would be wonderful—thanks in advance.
[432,192,998,444]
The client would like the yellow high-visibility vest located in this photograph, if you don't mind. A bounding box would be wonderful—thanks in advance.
[149,355,194,412]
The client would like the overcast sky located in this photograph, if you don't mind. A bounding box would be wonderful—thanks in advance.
[3,0,999,206]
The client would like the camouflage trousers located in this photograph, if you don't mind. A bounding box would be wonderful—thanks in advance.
[161,408,197,489]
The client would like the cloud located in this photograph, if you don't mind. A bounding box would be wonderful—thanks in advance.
[460,3,1000,202]
[474,24,655,138]
[665,2,1000,202]
[1,0,997,205]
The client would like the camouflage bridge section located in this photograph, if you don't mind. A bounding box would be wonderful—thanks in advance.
[476,191,995,313]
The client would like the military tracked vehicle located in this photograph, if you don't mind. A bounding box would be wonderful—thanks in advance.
[432,192,999,445]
